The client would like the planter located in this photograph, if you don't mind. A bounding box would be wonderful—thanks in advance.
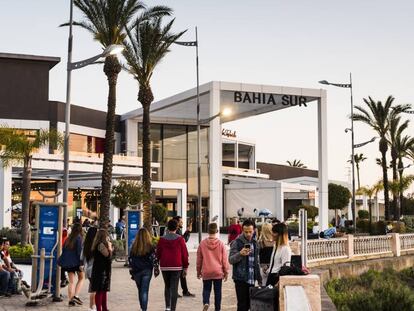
[12,257,32,265]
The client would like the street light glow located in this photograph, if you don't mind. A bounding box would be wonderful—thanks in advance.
[221,107,232,117]
[102,44,124,57]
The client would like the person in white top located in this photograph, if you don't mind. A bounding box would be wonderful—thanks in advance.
[265,222,292,286]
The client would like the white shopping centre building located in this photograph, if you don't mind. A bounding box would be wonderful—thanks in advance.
[0,53,330,232]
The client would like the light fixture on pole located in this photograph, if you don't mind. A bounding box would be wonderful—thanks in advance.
[63,0,124,228]
[319,74,356,230]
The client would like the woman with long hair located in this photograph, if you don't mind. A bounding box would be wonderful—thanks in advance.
[266,222,292,286]
[129,228,159,311]
[58,223,84,306]
[82,227,98,311]
[90,229,112,311]
[258,222,274,285]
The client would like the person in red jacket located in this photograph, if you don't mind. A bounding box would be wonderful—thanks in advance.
[228,217,242,245]
[197,223,229,311]
[156,219,189,311]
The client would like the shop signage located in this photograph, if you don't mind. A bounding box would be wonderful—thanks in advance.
[222,129,236,138]
[233,91,308,107]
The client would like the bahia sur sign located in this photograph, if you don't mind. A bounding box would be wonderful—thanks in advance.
[233,91,308,107]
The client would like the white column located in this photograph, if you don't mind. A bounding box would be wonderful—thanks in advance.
[209,82,223,226]
[125,119,138,157]
[362,195,368,211]
[318,91,329,230]
[109,180,118,224]
[177,186,187,232]
[275,184,284,221]
[0,163,12,228]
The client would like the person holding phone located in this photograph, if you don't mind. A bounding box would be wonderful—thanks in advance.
[229,219,262,311]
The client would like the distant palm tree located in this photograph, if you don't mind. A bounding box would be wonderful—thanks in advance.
[387,115,409,219]
[123,15,185,230]
[286,159,307,168]
[389,175,414,220]
[357,185,376,233]
[66,0,152,227]
[394,134,414,217]
[348,153,367,190]
[0,128,63,245]
[353,96,411,220]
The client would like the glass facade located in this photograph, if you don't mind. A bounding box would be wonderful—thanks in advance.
[222,140,255,170]
[137,123,209,230]
[238,143,255,169]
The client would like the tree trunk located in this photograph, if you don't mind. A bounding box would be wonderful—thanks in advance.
[138,86,154,231]
[368,198,372,234]
[21,156,32,246]
[398,158,404,217]
[391,151,398,220]
[380,138,390,220]
[100,56,121,229]
[356,163,361,190]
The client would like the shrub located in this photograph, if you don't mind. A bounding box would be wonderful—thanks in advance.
[0,228,21,245]
[391,221,406,234]
[152,203,168,225]
[371,221,387,235]
[9,244,33,259]
[292,205,318,220]
[356,219,370,233]
[358,210,369,220]
[111,239,125,257]
[403,216,414,232]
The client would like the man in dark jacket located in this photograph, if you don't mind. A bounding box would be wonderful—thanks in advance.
[229,219,262,311]
[172,216,195,297]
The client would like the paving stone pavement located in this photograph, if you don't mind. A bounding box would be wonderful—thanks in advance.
[0,253,237,311]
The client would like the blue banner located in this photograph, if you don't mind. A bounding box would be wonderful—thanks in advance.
[37,204,59,290]
[127,210,141,255]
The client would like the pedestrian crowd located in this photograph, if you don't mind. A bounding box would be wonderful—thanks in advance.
[1,215,294,311]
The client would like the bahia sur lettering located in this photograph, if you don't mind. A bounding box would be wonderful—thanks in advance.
[233,91,307,107]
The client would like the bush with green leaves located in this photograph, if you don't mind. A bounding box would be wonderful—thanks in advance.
[152,203,167,225]
[292,205,318,221]
[358,210,369,219]
[326,269,414,311]
[9,244,33,259]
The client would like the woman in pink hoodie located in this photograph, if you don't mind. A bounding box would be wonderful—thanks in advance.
[197,222,229,311]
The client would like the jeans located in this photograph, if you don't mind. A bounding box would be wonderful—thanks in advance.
[203,279,222,310]
[133,269,152,311]
[180,273,189,294]
[0,270,10,294]
[162,271,181,311]
[234,281,254,311]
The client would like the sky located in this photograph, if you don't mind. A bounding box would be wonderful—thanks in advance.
[1,0,414,192]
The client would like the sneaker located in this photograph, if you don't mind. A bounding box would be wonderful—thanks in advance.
[183,291,195,297]
[22,286,31,299]
[72,296,83,305]
[60,280,69,288]
[69,300,76,307]
[203,304,209,311]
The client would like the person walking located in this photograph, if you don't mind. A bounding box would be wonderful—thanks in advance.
[197,222,229,311]
[229,219,262,311]
[157,219,189,311]
[266,223,292,286]
[81,226,98,311]
[58,223,85,306]
[129,228,160,311]
[258,223,274,286]
[228,217,242,245]
[90,229,113,311]
[172,216,194,297]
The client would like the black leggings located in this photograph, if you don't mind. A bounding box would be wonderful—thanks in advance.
[162,271,181,311]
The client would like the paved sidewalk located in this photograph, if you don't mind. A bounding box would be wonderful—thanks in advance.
[0,253,237,310]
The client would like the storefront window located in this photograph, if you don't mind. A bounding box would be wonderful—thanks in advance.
[222,142,236,167]
[238,143,255,169]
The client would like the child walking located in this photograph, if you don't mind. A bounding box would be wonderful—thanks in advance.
[197,223,229,311]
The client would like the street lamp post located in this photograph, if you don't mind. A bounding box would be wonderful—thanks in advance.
[62,0,124,227]
[319,74,356,229]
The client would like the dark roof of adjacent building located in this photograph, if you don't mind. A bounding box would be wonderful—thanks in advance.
[257,162,318,180]
[0,52,60,69]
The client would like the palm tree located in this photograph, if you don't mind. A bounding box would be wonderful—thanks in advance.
[389,175,414,220]
[353,96,411,220]
[67,0,164,227]
[0,128,63,245]
[286,159,307,168]
[123,16,185,230]
[348,153,367,190]
[387,115,409,219]
[357,185,376,233]
[395,135,414,217]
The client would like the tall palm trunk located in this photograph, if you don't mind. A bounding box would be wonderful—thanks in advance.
[139,86,154,231]
[391,148,399,220]
[21,156,32,246]
[100,56,121,228]
[368,197,372,234]
[356,163,361,190]
[380,138,390,220]
[398,166,404,217]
